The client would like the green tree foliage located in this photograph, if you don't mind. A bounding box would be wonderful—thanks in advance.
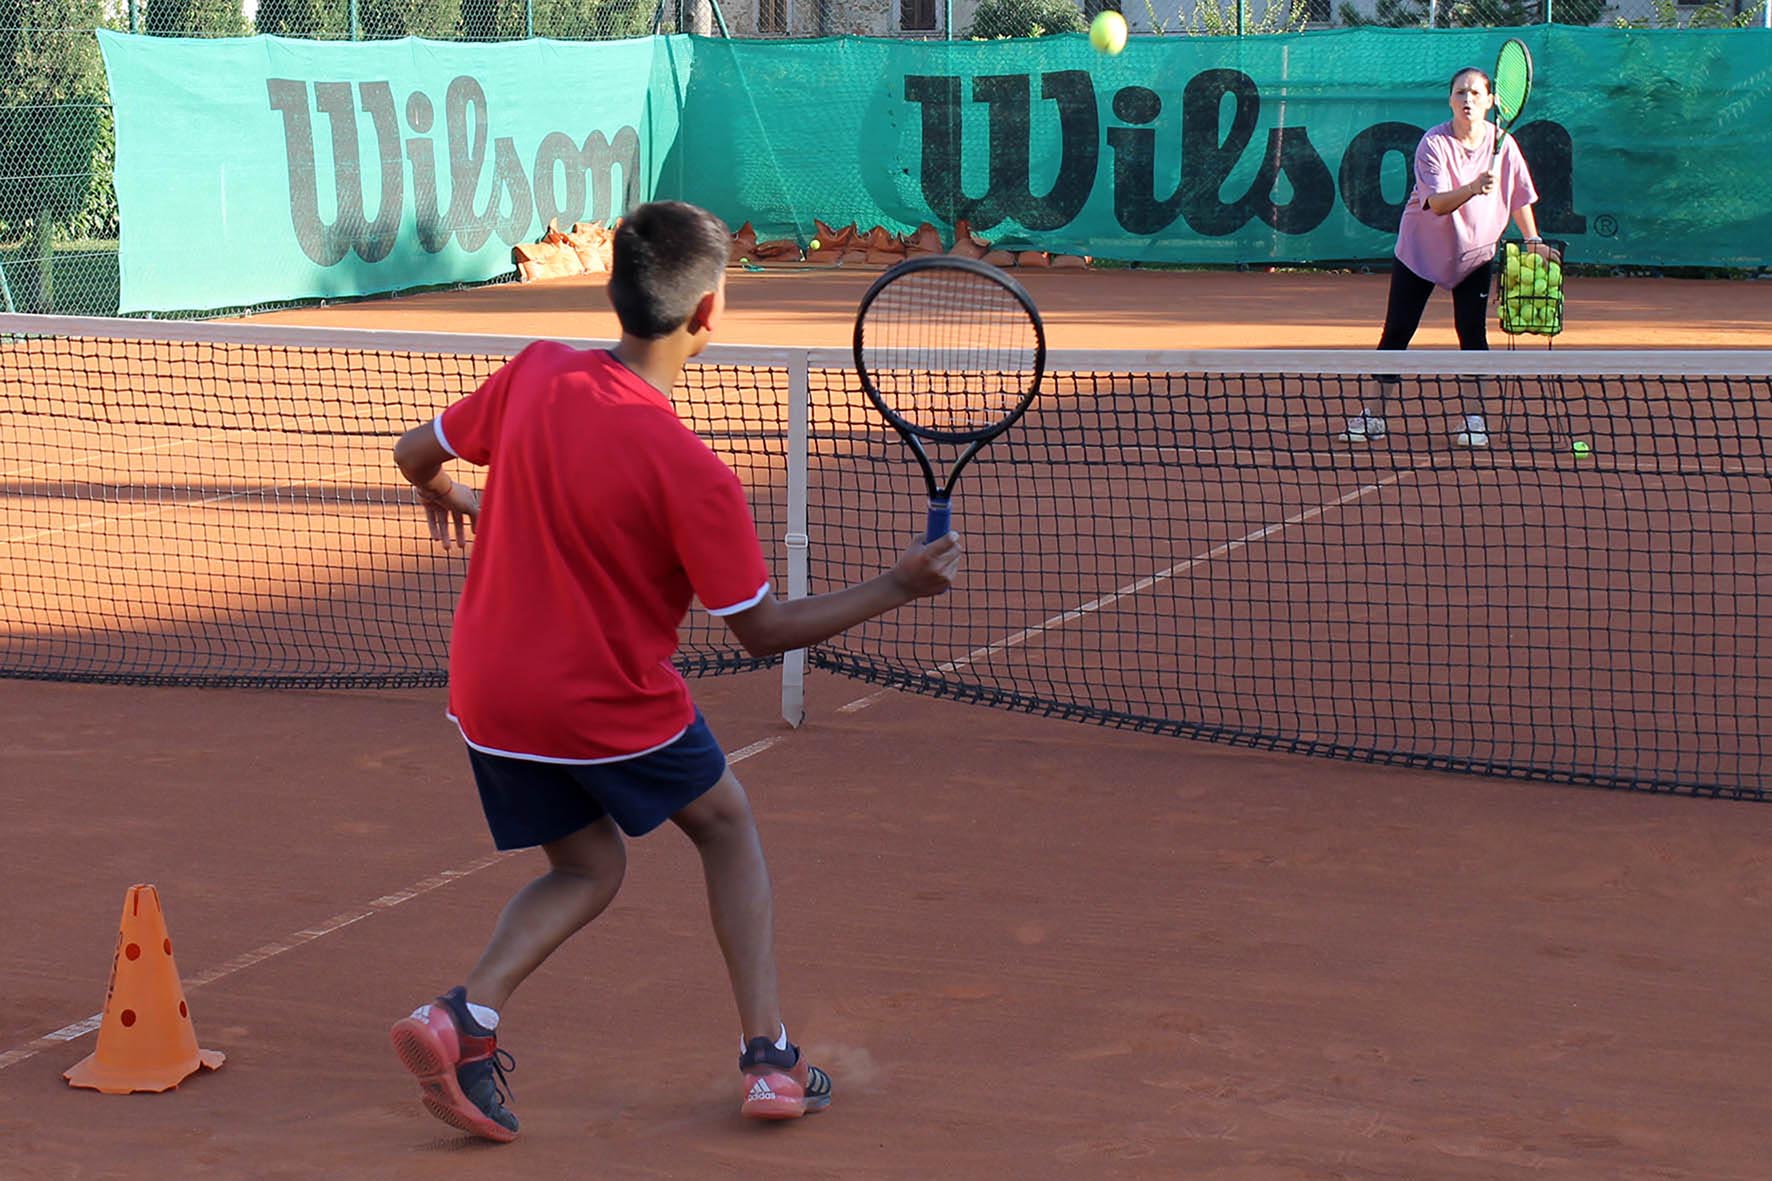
[479,0,658,38]
[1185,0,1310,34]
[358,0,461,37]
[1337,0,1607,26]
[1614,0,1765,25]
[969,0,1088,38]
[255,0,351,38]
[144,0,251,35]
[0,0,110,309]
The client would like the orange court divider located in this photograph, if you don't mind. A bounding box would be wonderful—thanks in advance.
[64,884,225,1094]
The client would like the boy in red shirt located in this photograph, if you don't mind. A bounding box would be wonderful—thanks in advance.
[388,201,960,1141]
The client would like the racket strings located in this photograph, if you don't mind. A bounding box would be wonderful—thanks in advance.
[860,270,1040,437]
[1494,40,1531,124]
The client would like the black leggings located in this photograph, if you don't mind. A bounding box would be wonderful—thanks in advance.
[1379,257,1490,353]
[1373,258,1490,406]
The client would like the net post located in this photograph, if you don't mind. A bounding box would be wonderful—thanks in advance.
[781,349,811,728]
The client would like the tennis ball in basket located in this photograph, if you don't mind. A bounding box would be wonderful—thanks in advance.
[1089,10,1128,54]
[1572,440,1592,457]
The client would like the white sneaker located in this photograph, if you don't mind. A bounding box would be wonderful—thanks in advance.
[1453,414,1490,448]
[1337,413,1387,443]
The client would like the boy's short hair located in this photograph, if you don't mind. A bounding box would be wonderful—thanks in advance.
[608,202,732,339]
[1450,66,1493,94]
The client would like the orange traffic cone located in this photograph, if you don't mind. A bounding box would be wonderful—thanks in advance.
[64,884,225,1094]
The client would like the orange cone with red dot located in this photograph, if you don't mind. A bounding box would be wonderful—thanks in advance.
[64,884,224,1093]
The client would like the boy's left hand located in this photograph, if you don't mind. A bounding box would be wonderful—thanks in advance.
[420,483,480,549]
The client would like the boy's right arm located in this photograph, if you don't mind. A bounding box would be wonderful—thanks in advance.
[720,533,961,660]
[394,421,480,550]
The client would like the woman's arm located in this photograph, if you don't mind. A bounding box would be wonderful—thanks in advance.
[1426,170,1496,216]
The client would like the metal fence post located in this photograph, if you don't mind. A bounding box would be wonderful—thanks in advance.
[350,0,361,39]
[526,0,534,37]
[127,0,139,33]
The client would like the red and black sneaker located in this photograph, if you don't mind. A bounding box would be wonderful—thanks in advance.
[739,1036,833,1120]
[389,986,519,1142]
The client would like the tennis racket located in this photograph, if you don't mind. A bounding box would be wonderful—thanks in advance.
[853,256,1046,543]
[1490,37,1533,177]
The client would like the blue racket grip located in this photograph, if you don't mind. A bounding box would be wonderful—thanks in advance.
[924,498,951,544]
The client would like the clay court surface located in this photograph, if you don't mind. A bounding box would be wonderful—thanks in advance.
[5,268,1772,1178]
[252,265,1772,350]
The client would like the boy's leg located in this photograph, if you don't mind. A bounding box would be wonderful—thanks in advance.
[671,769,779,1039]
[671,769,832,1119]
[466,816,628,1010]
[391,817,625,1142]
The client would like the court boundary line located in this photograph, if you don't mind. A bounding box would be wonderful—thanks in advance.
[0,457,395,547]
[837,466,1422,714]
[0,734,789,1075]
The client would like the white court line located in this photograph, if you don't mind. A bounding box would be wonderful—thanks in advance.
[0,460,388,547]
[0,737,788,1073]
[0,430,241,481]
[839,469,1417,714]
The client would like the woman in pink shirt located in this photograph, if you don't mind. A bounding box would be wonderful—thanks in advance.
[1339,66,1549,448]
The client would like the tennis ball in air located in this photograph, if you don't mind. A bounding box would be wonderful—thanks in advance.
[809,238,822,251]
[1572,440,1592,457]
[1089,10,1128,54]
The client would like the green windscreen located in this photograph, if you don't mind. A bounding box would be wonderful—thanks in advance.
[1495,39,1533,122]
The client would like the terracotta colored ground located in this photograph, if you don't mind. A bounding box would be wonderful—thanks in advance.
[5,270,1772,1179]
[253,266,1772,350]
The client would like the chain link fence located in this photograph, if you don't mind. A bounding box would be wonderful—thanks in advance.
[4,0,1766,314]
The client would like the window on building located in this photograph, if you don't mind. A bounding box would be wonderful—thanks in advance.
[759,0,787,33]
[902,0,937,30]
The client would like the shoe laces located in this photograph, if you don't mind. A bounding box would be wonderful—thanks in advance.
[489,1047,517,1103]
[462,1046,518,1108]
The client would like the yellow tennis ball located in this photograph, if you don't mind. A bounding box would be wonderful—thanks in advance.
[1089,10,1128,55]
[1572,440,1592,457]
[809,238,822,251]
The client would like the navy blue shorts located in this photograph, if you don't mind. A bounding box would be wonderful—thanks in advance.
[466,712,728,849]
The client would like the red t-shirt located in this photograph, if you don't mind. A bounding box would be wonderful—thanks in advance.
[435,343,770,762]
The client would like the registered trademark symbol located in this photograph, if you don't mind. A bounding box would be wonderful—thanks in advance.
[1595,215,1618,238]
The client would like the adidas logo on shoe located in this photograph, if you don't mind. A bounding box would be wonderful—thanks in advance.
[747,1077,778,1101]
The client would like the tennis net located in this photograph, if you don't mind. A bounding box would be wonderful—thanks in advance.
[4,313,1769,800]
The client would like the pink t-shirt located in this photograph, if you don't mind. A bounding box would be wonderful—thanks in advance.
[1394,121,1538,289]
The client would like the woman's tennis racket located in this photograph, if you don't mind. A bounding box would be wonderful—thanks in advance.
[1491,38,1533,176]
[853,256,1046,543]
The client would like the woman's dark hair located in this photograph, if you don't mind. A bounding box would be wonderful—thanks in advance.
[1450,67,1493,94]
[607,202,732,339]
